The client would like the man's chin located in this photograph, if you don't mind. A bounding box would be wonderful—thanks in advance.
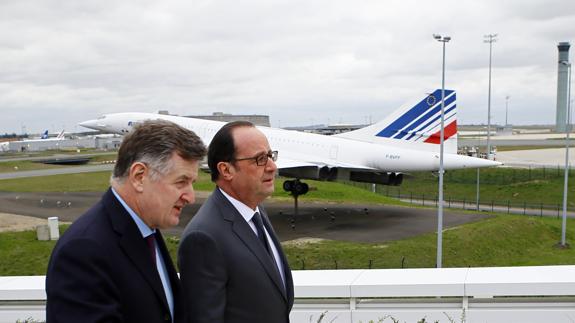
[263,188,275,198]
[163,212,180,228]
[263,181,275,190]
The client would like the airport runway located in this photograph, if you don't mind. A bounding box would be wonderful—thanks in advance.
[0,191,489,243]
[0,164,114,180]
[496,148,575,168]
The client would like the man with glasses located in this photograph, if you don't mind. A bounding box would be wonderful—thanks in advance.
[178,121,294,323]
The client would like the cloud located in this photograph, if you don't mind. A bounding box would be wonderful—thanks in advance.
[0,0,574,133]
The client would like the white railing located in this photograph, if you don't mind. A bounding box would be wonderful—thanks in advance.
[1,266,575,323]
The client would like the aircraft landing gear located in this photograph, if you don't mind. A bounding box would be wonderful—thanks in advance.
[283,179,309,196]
[283,179,309,219]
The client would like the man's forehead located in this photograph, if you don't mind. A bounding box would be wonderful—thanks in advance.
[233,127,270,153]
[170,157,199,175]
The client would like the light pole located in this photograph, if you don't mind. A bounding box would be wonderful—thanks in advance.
[485,34,497,160]
[505,95,510,126]
[560,60,571,247]
[433,34,450,268]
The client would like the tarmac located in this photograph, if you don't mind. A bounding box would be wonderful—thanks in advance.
[496,148,575,168]
[0,190,490,243]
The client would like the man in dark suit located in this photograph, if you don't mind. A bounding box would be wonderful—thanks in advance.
[46,120,206,323]
[178,121,294,323]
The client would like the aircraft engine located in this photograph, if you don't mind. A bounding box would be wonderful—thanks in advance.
[349,171,403,186]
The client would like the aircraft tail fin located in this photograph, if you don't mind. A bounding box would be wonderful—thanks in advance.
[334,89,457,153]
[40,130,49,139]
[56,129,65,139]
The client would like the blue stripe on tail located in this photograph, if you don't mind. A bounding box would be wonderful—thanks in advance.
[395,93,456,140]
[376,89,454,139]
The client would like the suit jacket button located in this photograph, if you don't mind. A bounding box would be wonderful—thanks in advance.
[164,313,170,321]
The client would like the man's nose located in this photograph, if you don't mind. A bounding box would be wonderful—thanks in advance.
[265,158,277,172]
[181,186,195,204]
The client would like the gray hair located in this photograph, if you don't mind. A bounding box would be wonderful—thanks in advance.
[111,119,206,183]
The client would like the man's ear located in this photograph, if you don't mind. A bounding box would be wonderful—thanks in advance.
[128,162,148,192]
[217,161,234,181]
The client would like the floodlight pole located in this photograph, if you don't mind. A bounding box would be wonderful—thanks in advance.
[485,34,497,160]
[561,61,571,247]
[476,168,480,211]
[433,34,450,268]
[505,95,510,126]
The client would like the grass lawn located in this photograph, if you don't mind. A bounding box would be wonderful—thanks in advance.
[0,171,402,205]
[0,172,112,192]
[0,159,572,207]
[281,214,575,270]
[0,171,214,193]
[0,229,61,276]
[362,167,575,208]
[3,214,574,276]
[0,160,64,173]
[0,165,573,275]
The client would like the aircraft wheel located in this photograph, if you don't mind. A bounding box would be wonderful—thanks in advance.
[294,182,309,195]
[283,180,294,192]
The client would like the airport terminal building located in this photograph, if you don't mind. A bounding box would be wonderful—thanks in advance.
[4,137,121,152]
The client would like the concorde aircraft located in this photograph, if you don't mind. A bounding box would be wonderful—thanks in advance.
[79,89,500,195]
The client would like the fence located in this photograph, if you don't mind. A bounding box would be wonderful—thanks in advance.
[346,165,575,217]
[389,192,573,217]
[3,266,575,323]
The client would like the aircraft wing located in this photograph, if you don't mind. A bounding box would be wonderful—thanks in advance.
[275,151,392,185]
[276,152,376,172]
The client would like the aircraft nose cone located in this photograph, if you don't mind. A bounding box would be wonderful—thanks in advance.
[469,158,502,168]
[79,119,100,130]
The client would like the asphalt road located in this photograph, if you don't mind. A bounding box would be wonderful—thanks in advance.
[0,152,115,163]
[0,164,114,180]
[0,191,489,243]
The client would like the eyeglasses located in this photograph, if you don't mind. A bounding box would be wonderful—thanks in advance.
[232,150,278,166]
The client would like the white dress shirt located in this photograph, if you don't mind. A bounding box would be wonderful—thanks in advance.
[219,188,286,287]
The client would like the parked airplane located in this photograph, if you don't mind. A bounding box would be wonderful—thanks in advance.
[29,130,66,141]
[79,89,500,194]
[0,130,67,153]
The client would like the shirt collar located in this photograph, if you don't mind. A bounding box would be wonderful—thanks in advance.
[218,187,260,223]
[111,187,155,238]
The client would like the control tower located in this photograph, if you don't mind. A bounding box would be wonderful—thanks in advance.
[556,42,570,132]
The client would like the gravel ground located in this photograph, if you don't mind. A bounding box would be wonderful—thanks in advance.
[0,212,54,233]
[0,191,489,243]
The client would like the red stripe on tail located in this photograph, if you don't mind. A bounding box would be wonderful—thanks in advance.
[423,121,457,144]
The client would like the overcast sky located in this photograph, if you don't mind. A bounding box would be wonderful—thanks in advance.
[1,0,575,134]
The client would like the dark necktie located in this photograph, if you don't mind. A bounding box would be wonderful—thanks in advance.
[145,234,157,266]
[252,212,270,254]
[253,212,286,294]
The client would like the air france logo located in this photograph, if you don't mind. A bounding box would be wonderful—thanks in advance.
[375,89,456,144]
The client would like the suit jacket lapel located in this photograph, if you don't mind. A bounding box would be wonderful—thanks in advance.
[104,189,171,314]
[155,230,184,319]
[260,210,294,305]
[155,230,179,293]
[213,189,287,301]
